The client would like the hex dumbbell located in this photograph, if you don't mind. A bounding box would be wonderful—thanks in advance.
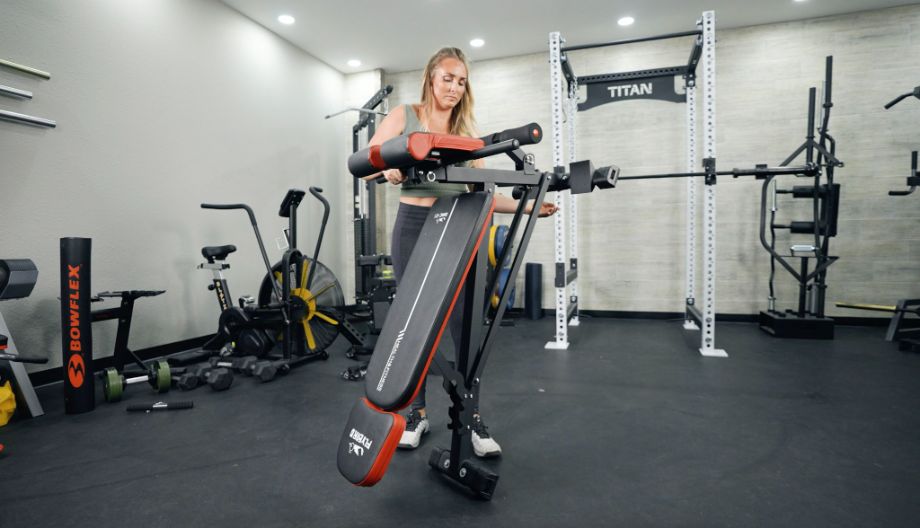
[209,356,258,375]
[250,360,279,383]
[175,365,233,392]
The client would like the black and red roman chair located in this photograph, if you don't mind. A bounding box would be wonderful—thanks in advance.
[336,123,617,499]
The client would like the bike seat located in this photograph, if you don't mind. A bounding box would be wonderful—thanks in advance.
[202,245,237,263]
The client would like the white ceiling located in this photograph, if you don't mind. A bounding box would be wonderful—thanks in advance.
[221,0,917,73]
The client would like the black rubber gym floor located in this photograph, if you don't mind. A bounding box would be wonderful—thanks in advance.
[2,318,919,527]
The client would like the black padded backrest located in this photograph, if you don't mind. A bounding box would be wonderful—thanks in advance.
[364,193,493,410]
[0,259,38,300]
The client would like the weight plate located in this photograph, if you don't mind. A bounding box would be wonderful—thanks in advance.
[492,268,515,310]
[155,360,171,393]
[488,225,498,267]
[103,368,123,402]
[489,225,510,268]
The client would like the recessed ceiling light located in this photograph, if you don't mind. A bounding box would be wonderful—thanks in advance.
[618,16,635,27]
[347,59,362,68]
[794,0,808,2]
[470,38,485,48]
[278,14,295,25]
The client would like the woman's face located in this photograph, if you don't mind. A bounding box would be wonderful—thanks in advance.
[430,57,467,111]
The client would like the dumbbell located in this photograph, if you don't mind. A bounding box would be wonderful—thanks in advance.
[103,360,171,402]
[210,356,280,383]
[175,365,233,392]
[209,355,258,375]
[172,371,201,390]
[250,360,280,383]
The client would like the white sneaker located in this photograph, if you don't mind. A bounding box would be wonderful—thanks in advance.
[398,409,430,449]
[471,415,502,458]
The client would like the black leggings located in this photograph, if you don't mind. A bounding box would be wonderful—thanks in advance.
[391,202,473,412]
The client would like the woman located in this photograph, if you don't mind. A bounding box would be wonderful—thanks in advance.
[364,47,557,457]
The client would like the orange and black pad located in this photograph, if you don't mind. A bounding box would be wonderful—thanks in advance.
[337,398,406,486]
[347,132,486,179]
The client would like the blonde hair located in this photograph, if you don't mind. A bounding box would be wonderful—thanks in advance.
[419,47,476,137]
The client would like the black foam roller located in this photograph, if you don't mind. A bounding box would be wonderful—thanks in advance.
[525,263,542,320]
[60,237,94,414]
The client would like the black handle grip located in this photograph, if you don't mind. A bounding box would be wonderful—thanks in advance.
[309,187,329,210]
[481,123,543,147]
[884,93,910,110]
[348,147,376,178]
[126,401,194,412]
[201,203,248,210]
[348,135,416,178]
[0,351,49,364]
[201,203,258,227]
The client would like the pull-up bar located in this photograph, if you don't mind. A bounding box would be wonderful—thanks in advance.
[561,29,701,53]
[561,28,705,108]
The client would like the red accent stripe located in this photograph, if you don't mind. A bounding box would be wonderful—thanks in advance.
[368,145,386,170]
[406,133,485,161]
[431,134,485,151]
[356,398,406,487]
[401,197,496,409]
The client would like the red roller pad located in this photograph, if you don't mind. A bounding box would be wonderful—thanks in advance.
[368,145,386,170]
[407,133,485,161]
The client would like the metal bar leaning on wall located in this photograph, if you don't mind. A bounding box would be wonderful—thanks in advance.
[0,84,33,100]
[0,108,56,128]
[0,58,51,79]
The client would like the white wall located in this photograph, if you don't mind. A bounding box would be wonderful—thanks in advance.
[0,0,351,372]
[381,5,920,317]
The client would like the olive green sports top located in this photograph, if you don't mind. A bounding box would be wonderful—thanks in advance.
[400,105,470,198]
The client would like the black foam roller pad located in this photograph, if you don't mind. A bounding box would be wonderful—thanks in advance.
[364,193,493,410]
[525,263,543,320]
[60,237,94,414]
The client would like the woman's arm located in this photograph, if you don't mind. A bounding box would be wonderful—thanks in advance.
[493,193,559,217]
[471,159,557,216]
[361,104,408,182]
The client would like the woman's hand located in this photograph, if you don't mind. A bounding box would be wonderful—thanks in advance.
[383,168,406,185]
[526,201,559,217]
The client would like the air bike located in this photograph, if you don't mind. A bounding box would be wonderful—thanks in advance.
[199,187,346,374]
[335,123,618,499]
